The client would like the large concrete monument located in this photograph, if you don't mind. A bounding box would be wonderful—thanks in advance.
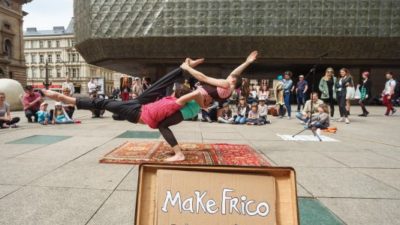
[74,0,400,89]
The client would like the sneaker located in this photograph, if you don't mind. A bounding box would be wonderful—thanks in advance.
[287,116,291,120]
[392,108,397,115]
[358,114,366,117]
[300,121,306,125]
[10,124,17,128]
[266,120,271,124]
[345,118,350,124]
[337,117,344,122]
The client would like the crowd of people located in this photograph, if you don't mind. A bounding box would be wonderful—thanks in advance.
[0,68,398,132]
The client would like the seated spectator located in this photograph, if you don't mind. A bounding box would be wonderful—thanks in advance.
[296,92,324,124]
[201,100,219,123]
[0,92,20,128]
[258,98,271,124]
[247,103,261,125]
[248,85,258,104]
[37,102,51,125]
[217,102,233,124]
[258,84,269,102]
[51,102,74,124]
[62,88,75,119]
[22,85,42,122]
[90,91,105,118]
[234,96,249,124]
[306,103,330,135]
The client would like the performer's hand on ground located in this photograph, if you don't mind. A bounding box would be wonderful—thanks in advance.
[246,50,258,63]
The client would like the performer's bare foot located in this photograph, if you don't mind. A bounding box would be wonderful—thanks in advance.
[41,89,62,101]
[41,89,76,105]
[164,146,185,162]
[164,152,185,162]
[186,58,204,68]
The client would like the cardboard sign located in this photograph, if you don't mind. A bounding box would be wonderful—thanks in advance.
[155,170,277,225]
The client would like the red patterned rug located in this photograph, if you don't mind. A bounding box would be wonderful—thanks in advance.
[100,141,270,166]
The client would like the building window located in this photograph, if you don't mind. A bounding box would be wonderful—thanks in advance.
[4,39,12,58]
[4,23,11,30]
[32,68,37,78]
[39,40,43,48]
[56,54,61,62]
[0,68,4,78]
[31,54,36,63]
[39,55,44,63]
[40,68,44,78]
[56,40,60,48]
[47,40,52,48]
[24,41,29,49]
[72,54,76,62]
[48,54,52,63]
[72,68,77,78]
[76,68,80,78]
[56,68,61,78]
[71,39,75,47]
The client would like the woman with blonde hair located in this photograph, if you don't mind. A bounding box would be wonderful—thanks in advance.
[319,67,336,117]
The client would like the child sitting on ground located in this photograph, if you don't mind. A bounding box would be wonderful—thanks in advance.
[36,102,50,125]
[307,103,330,135]
[234,96,249,124]
[218,102,233,123]
[258,98,271,124]
[52,102,74,124]
[246,103,262,125]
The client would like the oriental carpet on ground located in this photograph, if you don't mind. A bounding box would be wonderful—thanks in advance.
[100,141,271,166]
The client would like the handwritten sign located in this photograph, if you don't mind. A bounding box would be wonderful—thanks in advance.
[156,170,277,225]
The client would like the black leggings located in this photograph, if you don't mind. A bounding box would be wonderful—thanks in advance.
[0,117,20,127]
[76,68,183,123]
[337,91,348,118]
[158,111,184,147]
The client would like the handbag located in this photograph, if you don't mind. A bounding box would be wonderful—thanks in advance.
[346,86,356,100]
[354,85,361,100]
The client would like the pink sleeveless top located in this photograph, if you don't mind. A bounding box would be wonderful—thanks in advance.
[198,84,232,106]
[140,96,182,129]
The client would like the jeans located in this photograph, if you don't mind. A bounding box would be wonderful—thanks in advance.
[284,93,291,117]
[296,112,309,123]
[234,116,246,124]
[337,91,348,118]
[218,117,233,123]
[76,68,183,123]
[296,92,305,111]
[25,109,38,122]
[309,122,328,129]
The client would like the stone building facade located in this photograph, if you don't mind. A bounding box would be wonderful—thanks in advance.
[24,18,117,95]
[0,0,31,86]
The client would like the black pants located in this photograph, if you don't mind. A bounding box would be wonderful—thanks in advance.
[76,68,183,123]
[64,106,75,118]
[158,111,184,147]
[337,91,347,118]
[25,109,38,122]
[0,117,20,128]
[359,98,369,114]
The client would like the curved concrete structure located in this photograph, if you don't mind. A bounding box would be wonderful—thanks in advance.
[0,79,24,111]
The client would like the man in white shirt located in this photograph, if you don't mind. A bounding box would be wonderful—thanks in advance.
[382,72,397,116]
[88,78,97,95]
[61,77,75,96]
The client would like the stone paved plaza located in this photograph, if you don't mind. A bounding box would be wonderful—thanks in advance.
[0,104,399,225]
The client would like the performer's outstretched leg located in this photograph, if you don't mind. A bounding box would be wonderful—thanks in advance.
[42,90,141,123]
[137,58,204,105]
[158,111,185,162]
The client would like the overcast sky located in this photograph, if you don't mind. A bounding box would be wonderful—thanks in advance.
[23,0,73,30]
